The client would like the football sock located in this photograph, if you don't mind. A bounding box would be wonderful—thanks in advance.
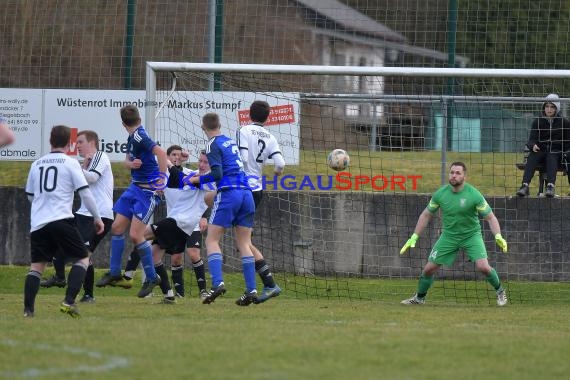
[65,262,87,305]
[486,268,501,290]
[417,274,434,298]
[192,259,206,291]
[154,263,171,294]
[171,265,184,296]
[207,253,223,288]
[110,234,125,276]
[52,256,66,280]
[24,270,41,313]
[124,249,140,279]
[83,263,94,296]
[242,256,257,293]
[137,241,157,281]
[255,259,276,288]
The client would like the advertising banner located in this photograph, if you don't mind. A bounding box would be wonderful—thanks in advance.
[0,89,300,164]
[0,89,43,160]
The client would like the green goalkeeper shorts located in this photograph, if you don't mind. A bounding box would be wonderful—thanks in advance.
[427,232,487,267]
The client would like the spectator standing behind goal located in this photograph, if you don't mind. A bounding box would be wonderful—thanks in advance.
[237,100,285,303]
[188,112,259,306]
[96,105,168,298]
[0,116,15,148]
[40,130,114,303]
[24,125,104,318]
[516,93,570,198]
[400,162,509,307]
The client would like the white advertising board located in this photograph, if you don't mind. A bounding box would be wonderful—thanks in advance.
[156,91,300,164]
[43,89,146,160]
[0,89,300,164]
[0,89,43,160]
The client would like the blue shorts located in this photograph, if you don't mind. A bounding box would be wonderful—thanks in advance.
[209,188,255,228]
[113,184,160,224]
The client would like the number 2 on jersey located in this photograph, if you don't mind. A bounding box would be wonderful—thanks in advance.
[256,139,266,163]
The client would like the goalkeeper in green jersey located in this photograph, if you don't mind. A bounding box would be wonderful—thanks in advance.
[400,162,508,306]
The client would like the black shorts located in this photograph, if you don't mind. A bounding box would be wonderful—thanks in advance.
[75,214,113,252]
[252,190,263,209]
[186,230,202,249]
[31,219,88,263]
[252,191,263,234]
[151,217,188,255]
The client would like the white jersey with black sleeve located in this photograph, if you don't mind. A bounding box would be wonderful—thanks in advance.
[164,166,203,232]
[75,151,114,219]
[164,166,192,213]
[166,168,209,236]
[25,152,90,232]
[237,123,285,191]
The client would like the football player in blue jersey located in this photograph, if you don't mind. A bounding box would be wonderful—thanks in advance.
[96,105,168,298]
[189,113,258,306]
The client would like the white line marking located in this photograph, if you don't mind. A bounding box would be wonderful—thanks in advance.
[1,339,129,378]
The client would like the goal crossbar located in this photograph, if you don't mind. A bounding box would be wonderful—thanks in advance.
[146,62,570,78]
[145,62,570,137]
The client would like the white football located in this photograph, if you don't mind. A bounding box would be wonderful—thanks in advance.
[327,149,350,171]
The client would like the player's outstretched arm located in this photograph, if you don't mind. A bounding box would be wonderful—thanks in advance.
[78,188,104,234]
[123,154,142,169]
[180,149,189,163]
[400,208,433,255]
[273,152,285,176]
[153,145,168,178]
[485,212,507,253]
[495,234,508,253]
[400,233,419,254]
[93,219,105,235]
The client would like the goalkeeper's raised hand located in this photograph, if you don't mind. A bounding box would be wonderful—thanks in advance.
[400,233,419,255]
[495,233,508,253]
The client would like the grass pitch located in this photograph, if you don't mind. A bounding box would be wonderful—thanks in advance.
[1,265,569,380]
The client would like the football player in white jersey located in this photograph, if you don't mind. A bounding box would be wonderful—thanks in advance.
[0,116,15,148]
[167,147,211,299]
[237,100,286,303]
[40,130,114,303]
[24,125,104,318]
[145,148,215,303]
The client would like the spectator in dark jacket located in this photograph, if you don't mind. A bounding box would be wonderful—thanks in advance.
[517,93,570,198]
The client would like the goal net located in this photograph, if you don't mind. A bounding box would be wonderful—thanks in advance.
[147,62,570,305]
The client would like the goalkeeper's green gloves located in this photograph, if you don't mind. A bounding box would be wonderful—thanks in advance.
[495,233,508,253]
[400,233,419,255]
